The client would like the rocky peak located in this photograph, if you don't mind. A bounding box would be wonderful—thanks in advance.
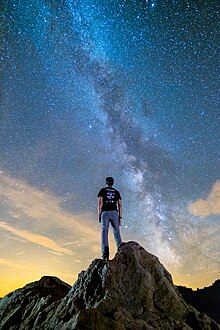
[178,279,220,325]
[0,241,219,329]
[0,276,71,330]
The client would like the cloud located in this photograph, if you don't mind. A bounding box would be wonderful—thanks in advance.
[0,258,43,273]
[0,257,75,281]
[0,257,77,297]
[0,221,73,255]
[0,172,100,244]
[188,181,220,217]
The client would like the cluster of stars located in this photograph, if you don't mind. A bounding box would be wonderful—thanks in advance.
[0,0,219,292]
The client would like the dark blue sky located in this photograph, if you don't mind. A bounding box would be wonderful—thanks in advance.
[0,0,219,291]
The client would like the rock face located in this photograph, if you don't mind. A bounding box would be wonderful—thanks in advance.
[178,280,220,325]
[0,276,71,330]
[0,241,219,330]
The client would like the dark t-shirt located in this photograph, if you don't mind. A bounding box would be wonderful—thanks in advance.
[97,187,121,212]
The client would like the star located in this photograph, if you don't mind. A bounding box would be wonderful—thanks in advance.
[0,0,219,295]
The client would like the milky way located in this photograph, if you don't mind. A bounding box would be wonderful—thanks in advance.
[0,0,219,294]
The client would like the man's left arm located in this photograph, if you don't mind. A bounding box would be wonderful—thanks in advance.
[98,196,103,223]
[118,199,122,225]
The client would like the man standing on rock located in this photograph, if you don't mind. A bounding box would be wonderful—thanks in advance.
[97,177,123,260]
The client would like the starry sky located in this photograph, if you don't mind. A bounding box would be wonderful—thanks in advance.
[0,0,219,297]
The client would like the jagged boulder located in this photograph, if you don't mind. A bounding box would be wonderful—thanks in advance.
[0,241,219,329]
[0,276,71,330]
[49,241,219,330]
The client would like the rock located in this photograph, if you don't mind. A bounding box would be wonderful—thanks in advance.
[178,280,220,325]
[0,241,219,329]
[0,276,71,330]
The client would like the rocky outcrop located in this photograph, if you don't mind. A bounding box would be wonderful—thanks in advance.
[0,241,219,329]
[0,276,71,330]
[178,280,220,325]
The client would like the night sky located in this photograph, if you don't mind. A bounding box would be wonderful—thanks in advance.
[0,0,219,297]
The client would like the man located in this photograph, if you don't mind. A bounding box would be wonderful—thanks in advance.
[97,177,122,260]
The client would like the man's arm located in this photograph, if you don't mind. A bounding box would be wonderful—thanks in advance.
[98,196,103,223]
[118,199,122,225]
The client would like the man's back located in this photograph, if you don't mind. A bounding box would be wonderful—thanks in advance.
[98,186,121,211]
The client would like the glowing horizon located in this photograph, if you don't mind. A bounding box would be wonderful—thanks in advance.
[0,172,219,297]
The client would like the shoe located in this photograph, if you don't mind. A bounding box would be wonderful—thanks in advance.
[102,246,109,261]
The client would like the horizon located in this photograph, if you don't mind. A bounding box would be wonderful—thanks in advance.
[0,239,219,299]
[1,0,219,298]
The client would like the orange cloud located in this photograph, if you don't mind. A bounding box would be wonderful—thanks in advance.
[0,172,100,243]
[0,258,76,297]
[188,181,220,217]
[0,172,106,297]
[0,221,73,255]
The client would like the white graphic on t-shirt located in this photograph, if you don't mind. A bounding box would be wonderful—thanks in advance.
[107,191,115,202]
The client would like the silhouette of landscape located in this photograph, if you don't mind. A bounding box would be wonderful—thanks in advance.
[0,242,219,329]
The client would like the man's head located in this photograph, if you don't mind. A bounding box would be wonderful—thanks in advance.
[106,177,114,186]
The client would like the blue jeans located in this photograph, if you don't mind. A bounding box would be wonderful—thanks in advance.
[101,210,122,258]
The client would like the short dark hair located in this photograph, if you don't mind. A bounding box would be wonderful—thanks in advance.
[106,177,114,186]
